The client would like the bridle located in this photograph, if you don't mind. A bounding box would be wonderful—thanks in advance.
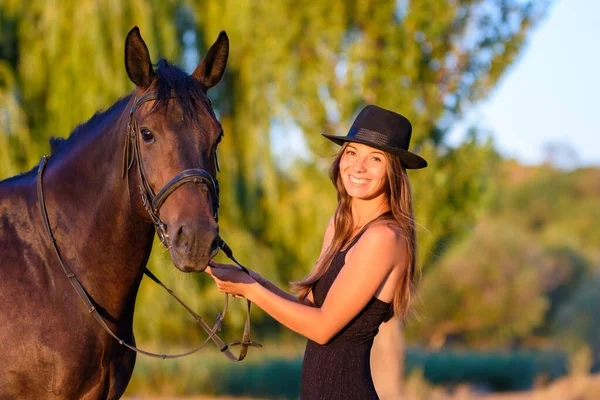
[122,90,220,246]
[37,91,261,361]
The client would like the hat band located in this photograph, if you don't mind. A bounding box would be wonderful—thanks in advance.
[348,127,408,151]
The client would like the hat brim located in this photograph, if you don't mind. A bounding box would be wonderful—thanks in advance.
[322,134,427,169]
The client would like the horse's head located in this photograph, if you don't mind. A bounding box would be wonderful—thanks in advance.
[123,27,228,272]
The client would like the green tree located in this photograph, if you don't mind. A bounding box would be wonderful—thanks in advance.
[192,0,552,275]
[0,60,33,177]
[409,219,550,349]
[483,162,600,364]
[411,160,600,360]
[0,0,553,395]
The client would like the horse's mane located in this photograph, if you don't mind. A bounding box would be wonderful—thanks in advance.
[49,95,133,156]
[49,59,211,157]
[0,94,133,185]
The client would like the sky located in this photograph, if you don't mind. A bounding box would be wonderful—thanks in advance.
[448,0,600,167]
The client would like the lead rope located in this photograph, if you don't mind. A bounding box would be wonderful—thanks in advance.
[37,156,261,360]
[142,253,262,361]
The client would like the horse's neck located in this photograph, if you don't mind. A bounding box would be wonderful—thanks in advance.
[42,97,154,321]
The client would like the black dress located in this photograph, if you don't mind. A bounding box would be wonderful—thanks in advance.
[300,227,393,400]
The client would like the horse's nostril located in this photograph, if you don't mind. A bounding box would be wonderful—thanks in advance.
[171,223,219,257]
[173,225,189,252]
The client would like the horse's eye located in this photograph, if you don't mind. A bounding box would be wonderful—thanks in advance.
[140,128,154,143]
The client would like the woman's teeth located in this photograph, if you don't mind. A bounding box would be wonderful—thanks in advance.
[349,175,368,185]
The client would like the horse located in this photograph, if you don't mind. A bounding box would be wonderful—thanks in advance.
[0,27,229,399]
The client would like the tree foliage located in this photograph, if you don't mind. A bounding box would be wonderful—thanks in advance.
[410,162,600,356]
[0,0,552,343]
[410,219,550,349]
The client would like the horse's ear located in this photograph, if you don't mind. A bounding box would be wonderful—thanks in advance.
[125,26,155,89]
[192,31,229,90]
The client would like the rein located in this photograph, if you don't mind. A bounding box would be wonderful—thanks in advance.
[36,92,261,361]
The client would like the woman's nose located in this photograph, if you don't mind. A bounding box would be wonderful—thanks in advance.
[352,157,367,172]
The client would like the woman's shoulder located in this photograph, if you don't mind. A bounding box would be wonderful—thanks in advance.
[343,220,407,276]
[354,220,406,254]
[365,218,405,240]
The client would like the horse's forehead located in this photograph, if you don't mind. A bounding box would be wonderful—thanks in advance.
[195,101,221,131]
[147,97,221,138]
[183,99,222,137]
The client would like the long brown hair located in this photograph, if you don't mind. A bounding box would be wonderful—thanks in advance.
[291,143,418,320]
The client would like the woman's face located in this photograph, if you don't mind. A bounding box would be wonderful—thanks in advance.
[339,142,389,201]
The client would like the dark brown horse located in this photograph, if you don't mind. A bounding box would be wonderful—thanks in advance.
[0,27,228,399]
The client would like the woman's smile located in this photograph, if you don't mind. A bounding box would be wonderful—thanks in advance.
[348,175,371,186]
[340,143,388,199]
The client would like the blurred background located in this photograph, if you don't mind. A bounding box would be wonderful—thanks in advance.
[1,0,599,398]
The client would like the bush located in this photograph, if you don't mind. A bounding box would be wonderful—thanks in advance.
[405,347,567,391]
[126,345,568,397]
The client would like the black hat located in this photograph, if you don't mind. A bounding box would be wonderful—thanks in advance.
[323,105,427,169]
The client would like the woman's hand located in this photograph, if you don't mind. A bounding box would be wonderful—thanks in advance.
[208,261,264,284]
[206,261,257,297]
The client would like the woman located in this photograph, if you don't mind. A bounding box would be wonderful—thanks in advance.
[207,105,427,399]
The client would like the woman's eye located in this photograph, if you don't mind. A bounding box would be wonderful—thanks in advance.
[371,157,381,162]
[346,150,356,156]
[141,129,154,143]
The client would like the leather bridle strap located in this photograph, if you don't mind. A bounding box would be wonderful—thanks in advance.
[123,91,220,246]
[140,240,261,361]
[37,155,260,360]
[213,239,256,360]
[152,169,217,213]
[143,264,260,362]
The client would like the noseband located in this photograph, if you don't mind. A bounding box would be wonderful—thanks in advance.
[122,91,220,246]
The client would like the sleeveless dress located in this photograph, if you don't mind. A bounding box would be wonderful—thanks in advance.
[300,223,393,399]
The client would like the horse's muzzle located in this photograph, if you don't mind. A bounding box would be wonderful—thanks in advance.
[169,220,218,272]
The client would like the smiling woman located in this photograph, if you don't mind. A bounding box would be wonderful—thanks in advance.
[207,105,427,399]
[340,143,389,201]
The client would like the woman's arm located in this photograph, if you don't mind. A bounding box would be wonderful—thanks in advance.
[235,266,312,305]
[207,224,405,345]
